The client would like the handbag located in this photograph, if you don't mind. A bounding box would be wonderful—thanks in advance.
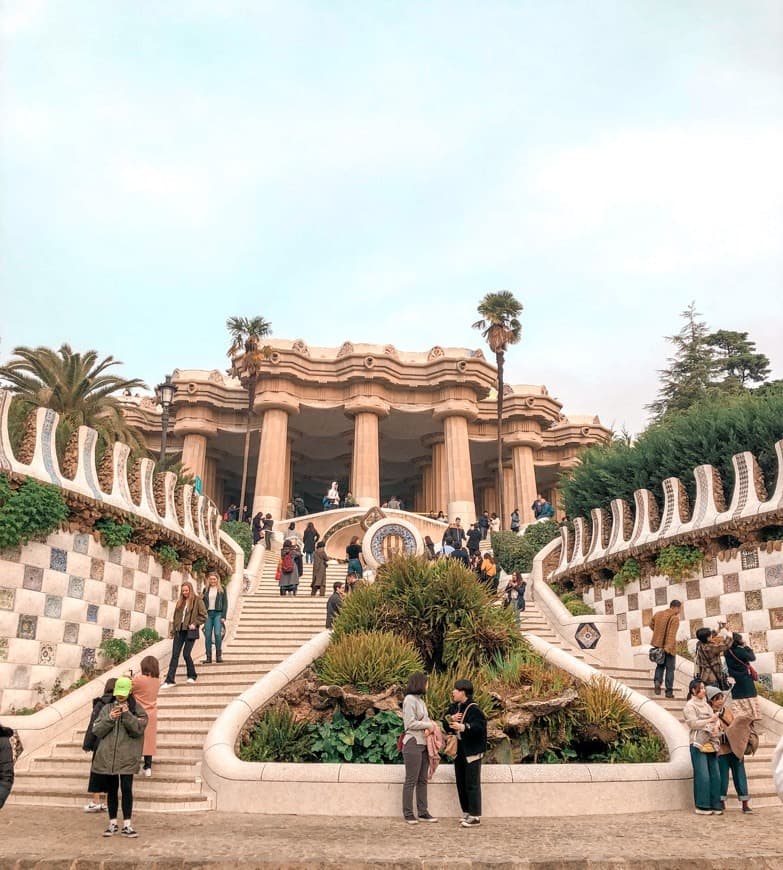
[396,732,405,753]
[649,646,666,665]
[728,646,758,681]
[443,733,458,758]
[186,628,199,640]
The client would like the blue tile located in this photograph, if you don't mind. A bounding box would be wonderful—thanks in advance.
[67,576,85,599]
[86,604,99,623]
[50,548,68,572]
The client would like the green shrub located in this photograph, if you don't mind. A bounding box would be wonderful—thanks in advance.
[572,677,640,748]
[607,733,667,763]
[491,521,561,574]
[99,637,130,664]
[222,520,253,566]
[153,543,180,570]
[612,558,641,590]
[95,517,134,549]
[330,582,389,639]
[0,473,69,549]
[239,703,313,763]
[309,709,403,764]
[442,608,522,669]
[191,557,208,576]
[655,545,703,581]
[130,628,161,654]
[314,631,423,693]
[561,596,595,616]
[484,648,574,700]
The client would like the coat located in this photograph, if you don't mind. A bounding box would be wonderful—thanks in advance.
[0,725,14,802]
[725,643,758,700]
[694,634,731,687]
[312,548,328,588]
[325,591,343,628]
[91,699,148,775]
[172,596,207,633]
[649,607,679,655]
[444,700,487,757]
[201,586,228,619]
[131,674,160,756]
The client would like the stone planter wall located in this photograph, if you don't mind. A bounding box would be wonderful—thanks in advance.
[0,529,193,713]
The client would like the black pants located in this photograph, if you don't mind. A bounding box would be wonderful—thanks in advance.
[0,777,12,811]
[166,630,196,683]
[106,773,134,821]
[143,754,152,770]
[454,752,482,817]
[654,653,676,692]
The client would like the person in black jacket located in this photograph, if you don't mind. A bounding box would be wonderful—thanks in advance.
[724,633,761,722]
[443,678,487,827]
[0,723,15,810]
[83,677,117,813]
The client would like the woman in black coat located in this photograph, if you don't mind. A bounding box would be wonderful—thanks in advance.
[0,724,15,810]
[724,633,760,721]
[443,678,487,827]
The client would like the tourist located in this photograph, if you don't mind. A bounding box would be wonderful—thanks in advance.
[293,494,307,516]
[311,540,328,596]
[510,508,520,532]
[480,552,498,592]
[478,511,490,540]
[504,573,526,627]
[284,522,301,545]
[450,545,470,566]
[401,671,438,825]
[345,570,359,595]
[346,535,363,579]
[442,519,465,550]
[201,572,228,663]
[532,494,555,521]
[423,535,437,560]
[683,679,722,815]
[161,581,208,688]
[131,657,160,777]
[276,544,300,596]
[91,676,148,837]
[326,481,340,509]
[706,686,753,813]
[388,495,402,510]
[466,523,481,558]
[225,503,239,522]
[262,514,274,549]
[435,510,447,523]
[724,633,761,724]
[444,678,487,827]
[343,491,358,507]
[325,581,345,628]
[694,625,731,690]
[84,678,117,812]
[285,500,295,519]
[649,599,681,698]
[302,521,319,564]
[251,511,264,545]
[0,722,15,810]
[489,513,500,534]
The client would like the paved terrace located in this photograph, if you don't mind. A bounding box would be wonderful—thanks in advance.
[1,805,782,869]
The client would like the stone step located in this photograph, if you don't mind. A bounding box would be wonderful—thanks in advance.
[157,710,220,723]
[7,786,210,812]
[17,770,203,793]
[157,696,241,709]
[53,741,203,759]
[31,755,198,775]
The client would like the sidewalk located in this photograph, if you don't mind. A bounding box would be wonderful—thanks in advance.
[1,805,783,868]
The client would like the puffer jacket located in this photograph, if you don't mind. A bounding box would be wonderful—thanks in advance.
[91,698,148,775]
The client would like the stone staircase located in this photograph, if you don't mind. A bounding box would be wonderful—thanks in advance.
[520,601,781,810]
[9,551,346,812]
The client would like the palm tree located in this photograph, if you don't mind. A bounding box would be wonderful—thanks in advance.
[0,344,147,460]
[226,315,273,517]
[472,291,523,531]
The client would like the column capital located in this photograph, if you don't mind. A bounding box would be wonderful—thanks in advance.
[172,419,218,439]
[412,455,431,468]
[421,433,445,449]
[507,432,544,449]
[343,396,391,418]
[256,391,300,415]
[432,399,478,423]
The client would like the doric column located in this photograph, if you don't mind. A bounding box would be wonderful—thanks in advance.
[344,397,390,508]
[252,391,299,520]
[509,433,542,524]
[203,455,217,501]
[434,399,477,524]
[412,457,431,514]
[422,464,433,513]
[503,463,516,519]
[425,437,447,515]
[181,433,208,482]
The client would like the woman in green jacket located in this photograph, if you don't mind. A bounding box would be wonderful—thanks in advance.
[91,677,148,837]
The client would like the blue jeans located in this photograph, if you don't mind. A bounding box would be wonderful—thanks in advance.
[690,745,721,810]
[204,610,223,660]
[718,752,749,801]
[654,653,676,693]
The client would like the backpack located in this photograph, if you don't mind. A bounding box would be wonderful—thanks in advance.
[281,551,295,574]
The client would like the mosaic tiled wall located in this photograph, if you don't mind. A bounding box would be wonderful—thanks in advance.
[0,530,193,713]
[583,546,783,691]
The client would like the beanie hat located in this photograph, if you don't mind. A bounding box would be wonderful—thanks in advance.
[705,685,725,701]
[113,676,132,698]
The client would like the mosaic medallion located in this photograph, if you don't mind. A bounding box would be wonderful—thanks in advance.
[63,622,80,644]
[0,587,15,610]
[574,622,601,649]
[740,549,759,570]
[361,518,424,570]
[67,576,85,599]
[104,584,118,606]
[765,564,783,587]
[17,614,37,640]
[39,643,56,666]
[723,572,740,594]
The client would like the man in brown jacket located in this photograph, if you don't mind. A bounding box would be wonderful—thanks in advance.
[649,599,682,698]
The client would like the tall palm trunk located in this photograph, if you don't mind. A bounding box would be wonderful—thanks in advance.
[238,379,257,519]
[496,350,505,531]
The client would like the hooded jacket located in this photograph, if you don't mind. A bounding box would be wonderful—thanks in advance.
[91,697,148,775]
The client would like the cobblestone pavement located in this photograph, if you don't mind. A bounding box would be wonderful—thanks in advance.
[1,805,783,868]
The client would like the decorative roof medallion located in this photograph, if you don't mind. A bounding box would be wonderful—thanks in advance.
[360,506,386,530]
[427,346,445,361]
[337,342,354,358]
[292,339,310,357]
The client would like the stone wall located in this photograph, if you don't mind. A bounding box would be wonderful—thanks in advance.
[581,544,783,690]
[0,530,194,713]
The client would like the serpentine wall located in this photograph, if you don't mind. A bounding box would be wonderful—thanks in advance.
[550,440,783,690]
[0,388,235,713]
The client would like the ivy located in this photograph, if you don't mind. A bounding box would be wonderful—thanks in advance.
[655,545,704,581]
[0,473,69,549]
[491,521,561,574]
[222,520,253,566]
[153,543,180,570]
[612,558,641,590]
[95,517,134,549]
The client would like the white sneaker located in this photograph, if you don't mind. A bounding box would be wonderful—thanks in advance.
[143,767,152,777]
[160,682,175,689]
[187,678,196,683]
[84,802,106,813]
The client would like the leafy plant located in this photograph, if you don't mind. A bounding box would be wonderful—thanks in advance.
[153,543,180,571]
[191,557,208,577]
[559,592,595,616]
[442,608,522,669]
[99,637,130,664]
[612,558,641,590]
[675,640,693,662]
[95,517,134,549]
[0,473,69,549]
[222,520,253,566]
[606,733,666,763]
[130,627,161,654]
[314,631,423,694]
[491,521,561,574]
[655,545,703,581]
[239,703,313,763]
[573,677,639,746]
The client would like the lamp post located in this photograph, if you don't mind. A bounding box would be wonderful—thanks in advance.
[155,374,176,468]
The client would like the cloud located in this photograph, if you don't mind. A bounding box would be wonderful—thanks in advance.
[1,0,48,37]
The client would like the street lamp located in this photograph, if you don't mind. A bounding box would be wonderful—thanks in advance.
[155,374,176,467]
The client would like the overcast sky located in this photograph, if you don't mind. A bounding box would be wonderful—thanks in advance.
[2,0,781,435]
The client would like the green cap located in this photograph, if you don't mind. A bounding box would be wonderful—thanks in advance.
[113,676,132,698]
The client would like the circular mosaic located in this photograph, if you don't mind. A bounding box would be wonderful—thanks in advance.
[362,518,424,570]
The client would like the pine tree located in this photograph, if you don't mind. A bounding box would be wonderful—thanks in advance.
[706,329,771,389]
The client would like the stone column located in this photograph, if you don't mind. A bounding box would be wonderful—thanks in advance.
[431,439,446,515]
[503,464,517,517]
[344,397,390,508]
[422,464,433,513]
[510,435,542,524]
[181,433,208,482]
[252,392,299,519]
[434,400,477,524]
[203,456,217,501]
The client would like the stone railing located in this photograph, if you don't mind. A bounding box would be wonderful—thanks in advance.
[552,440,783,581]
[0,388,229,572]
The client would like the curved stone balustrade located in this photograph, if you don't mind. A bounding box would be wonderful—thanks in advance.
[553,441,783,580]
[0,389,228,570]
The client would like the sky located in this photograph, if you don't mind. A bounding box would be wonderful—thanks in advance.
[1,0,781,435]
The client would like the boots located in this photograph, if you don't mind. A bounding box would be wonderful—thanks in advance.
[653,682,662,696]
